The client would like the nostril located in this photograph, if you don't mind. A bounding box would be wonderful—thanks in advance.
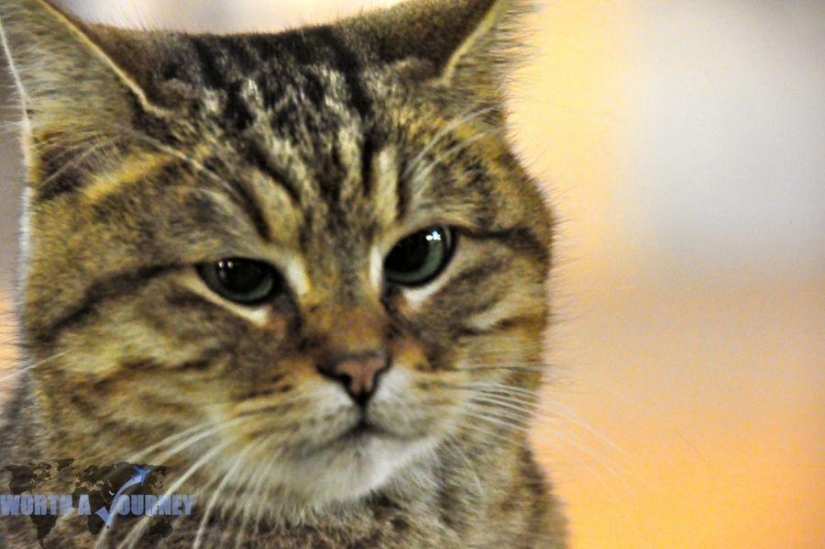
[318,350,390,405]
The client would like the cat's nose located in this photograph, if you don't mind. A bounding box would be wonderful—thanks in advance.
[319,350,390,405]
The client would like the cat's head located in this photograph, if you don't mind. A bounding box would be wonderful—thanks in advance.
[2,0,551,508]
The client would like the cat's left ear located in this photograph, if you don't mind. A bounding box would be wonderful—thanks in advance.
[342,0,530,108]
[0,0,164,145]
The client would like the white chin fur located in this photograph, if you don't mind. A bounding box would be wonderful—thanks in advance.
[277,435,435,505]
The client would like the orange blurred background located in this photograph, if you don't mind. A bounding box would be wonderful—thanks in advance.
[0,1,822,547]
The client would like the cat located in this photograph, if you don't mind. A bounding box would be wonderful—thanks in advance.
[0,0,566,546]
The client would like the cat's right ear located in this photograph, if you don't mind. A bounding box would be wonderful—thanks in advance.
[0,0,166,187]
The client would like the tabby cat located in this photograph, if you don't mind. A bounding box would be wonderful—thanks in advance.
[0,0,565,546]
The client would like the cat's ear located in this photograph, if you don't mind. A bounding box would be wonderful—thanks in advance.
[0,0,164,151]
[344,0,529,106]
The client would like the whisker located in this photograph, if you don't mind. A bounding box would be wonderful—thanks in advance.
[456,365,548,373]
[37,135,119,189]
[462,380,643,474]
[194,438,264,549]
[469,406,634,486]
[539,399,641,470]
[93,418,249,548]
[105,123,247,208]
[444,442,484,497]
[469,394,537,419]
[572,384,709,466]
[456,419,523,448]
[464,396,630,482]
[139,417,246,462]
[83,418,215,468]
[118,439,233,548]
[241,440,279,540]
[542,420,637,497]
[0,350,71,385]
[468,407,532,433]
[409,125,505,197]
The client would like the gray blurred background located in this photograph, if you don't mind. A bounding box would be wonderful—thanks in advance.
[1,1,823,548]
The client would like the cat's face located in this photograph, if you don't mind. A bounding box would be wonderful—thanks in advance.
[7,0,551,509]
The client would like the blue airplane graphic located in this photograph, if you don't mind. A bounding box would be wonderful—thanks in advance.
[96,466,153,527]
[131,466,152,485]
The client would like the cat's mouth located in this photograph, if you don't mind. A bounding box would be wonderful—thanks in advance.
[320,412,424,452]
[336,418,390,443]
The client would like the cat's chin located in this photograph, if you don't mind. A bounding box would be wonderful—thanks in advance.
[205,427,437,525]
[278,430,437,506]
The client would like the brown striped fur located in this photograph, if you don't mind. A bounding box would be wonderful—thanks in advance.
[0,0,566,546]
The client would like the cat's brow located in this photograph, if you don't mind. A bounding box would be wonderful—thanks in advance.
[243,139,302,206]
[219,169,274,243]
[217,155,305,246]
[80,151,175,205]
[369,144,402,227]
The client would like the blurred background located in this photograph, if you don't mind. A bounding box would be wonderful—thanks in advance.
[0,1,822,547]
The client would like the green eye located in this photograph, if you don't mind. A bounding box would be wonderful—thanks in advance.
[197,258,280,305]
[384,227,455,287]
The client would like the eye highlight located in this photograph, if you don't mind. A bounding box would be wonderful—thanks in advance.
[197,258,281,305]
[384,227,455,287]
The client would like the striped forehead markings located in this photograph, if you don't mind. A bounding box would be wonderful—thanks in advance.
[79,151,173,206]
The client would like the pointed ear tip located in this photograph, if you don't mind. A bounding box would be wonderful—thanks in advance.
[0,0,166,128]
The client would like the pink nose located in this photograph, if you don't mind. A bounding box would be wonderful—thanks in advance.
[319,350,390,405]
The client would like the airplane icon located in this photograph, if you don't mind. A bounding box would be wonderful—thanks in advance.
[131,466,152,485]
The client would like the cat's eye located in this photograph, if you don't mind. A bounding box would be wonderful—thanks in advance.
[197,259,280,305]
[384,227,455,287]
